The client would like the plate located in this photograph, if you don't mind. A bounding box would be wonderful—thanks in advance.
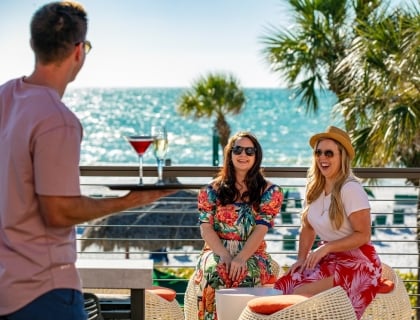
[106,183,204,190]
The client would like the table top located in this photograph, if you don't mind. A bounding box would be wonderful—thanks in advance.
[76,259,153,289]
[215,287,282,320]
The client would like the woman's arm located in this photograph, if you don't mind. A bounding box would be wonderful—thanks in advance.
[230,224,268,280]
[290,223,316,273]
[200,223,232,262]
[303,208,371,270]
[234,224,268,262]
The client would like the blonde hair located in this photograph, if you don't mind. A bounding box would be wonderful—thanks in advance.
[301,139,356,230]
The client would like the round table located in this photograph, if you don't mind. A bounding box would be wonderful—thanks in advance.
[215,287,282,320]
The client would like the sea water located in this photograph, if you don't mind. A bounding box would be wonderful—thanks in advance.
[68,88,417,270]
[64,87,340,167]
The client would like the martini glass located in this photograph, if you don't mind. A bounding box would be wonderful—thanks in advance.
[151,124,168,185]
[126,135,154,185]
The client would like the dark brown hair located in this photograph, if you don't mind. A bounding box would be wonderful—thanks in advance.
[214,131,267,206]
[30,1,88,64]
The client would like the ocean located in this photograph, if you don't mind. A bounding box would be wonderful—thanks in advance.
[69,88,418,272]
[64,87,340,167]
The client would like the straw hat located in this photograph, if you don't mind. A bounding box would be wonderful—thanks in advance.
[309,126,355,160]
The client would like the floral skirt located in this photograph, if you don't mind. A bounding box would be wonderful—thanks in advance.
[274,243,381,319]
[194,245,275,320]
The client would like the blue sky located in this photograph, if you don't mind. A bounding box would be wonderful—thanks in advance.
[0,0,293,88]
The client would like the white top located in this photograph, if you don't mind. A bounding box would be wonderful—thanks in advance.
[307,180,370,241]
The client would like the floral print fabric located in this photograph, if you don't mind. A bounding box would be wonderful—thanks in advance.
[274,242,381,319]
[194,184,283,320]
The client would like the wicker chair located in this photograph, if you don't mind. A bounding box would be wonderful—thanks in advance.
[184,259,282,320]
[146,286,184,320]
[83,292,104,320]
[270,259,282,279]
[361,263,412,320]
[238,286,357,320]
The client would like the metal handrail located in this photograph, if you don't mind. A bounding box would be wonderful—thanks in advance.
[77,165,420,315]
[80,165,420,179]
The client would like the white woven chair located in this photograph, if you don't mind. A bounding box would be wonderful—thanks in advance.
[360,263,412,320]
[270,259,282,279]
[238,286,357,320]
[184,259,281,320]
[184,269,200,320]
[146,287,184,320]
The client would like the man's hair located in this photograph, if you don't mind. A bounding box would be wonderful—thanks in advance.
[30,1,88,64]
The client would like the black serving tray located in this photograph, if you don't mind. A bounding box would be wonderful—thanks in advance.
[107,183,203,190]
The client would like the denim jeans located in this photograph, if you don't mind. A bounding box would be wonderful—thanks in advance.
[0,289,87,320]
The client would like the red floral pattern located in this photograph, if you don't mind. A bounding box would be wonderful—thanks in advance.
[194,185,283,320]
[274,243,381,319]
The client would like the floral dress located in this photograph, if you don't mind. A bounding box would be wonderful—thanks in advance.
[194,184,283,320]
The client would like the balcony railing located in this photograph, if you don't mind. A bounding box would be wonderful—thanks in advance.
[77,165,420,317]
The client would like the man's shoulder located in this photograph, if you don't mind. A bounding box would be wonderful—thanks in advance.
[0,77,20,92]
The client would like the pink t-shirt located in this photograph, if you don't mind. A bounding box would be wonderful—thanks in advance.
[0,78,83,315]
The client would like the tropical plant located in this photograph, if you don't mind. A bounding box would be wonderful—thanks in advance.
[334,5,420,178]
[334,6,420,314]
[261,0,358,113]
[261,0,419,171]
[261,0,419,315]
[177,72,246,151]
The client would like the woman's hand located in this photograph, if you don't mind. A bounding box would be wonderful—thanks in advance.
[302,244,329,270]
[228,255,247,281]
[288,258,305,274]
[219,253,233,266]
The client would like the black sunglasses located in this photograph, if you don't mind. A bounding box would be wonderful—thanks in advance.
[314,149,335,158]
[232,145,256,156]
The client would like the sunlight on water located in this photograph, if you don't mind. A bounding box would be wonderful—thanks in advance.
[64,88,340,166]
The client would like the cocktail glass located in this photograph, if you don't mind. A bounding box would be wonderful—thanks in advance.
[151,125,168,185]
[126,135,154,185]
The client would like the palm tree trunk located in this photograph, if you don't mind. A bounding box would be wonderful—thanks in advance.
[215,115,231,150]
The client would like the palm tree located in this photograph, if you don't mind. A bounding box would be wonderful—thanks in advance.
[177,72,246,151]
[261,0,349,113]
[260,0,397,114]
[335,5,420,177]
[261,0,419,313]
[334,6,420,314]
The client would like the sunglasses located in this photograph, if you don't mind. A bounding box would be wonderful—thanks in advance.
[76,40,92,54]
[314,149,335,158]
[232,145,256,156]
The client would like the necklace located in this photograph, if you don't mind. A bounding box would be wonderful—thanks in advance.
[321,193,329,216]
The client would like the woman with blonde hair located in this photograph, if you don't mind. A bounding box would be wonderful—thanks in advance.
[274,126,381,319]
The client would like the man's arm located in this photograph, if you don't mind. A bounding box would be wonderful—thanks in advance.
[38,189,175,227]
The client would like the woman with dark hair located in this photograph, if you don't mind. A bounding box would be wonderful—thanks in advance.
[193,131,283,319]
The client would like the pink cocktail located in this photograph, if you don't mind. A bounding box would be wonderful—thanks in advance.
[126,135,154,185]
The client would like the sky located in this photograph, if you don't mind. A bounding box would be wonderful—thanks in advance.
[0,0,293,88]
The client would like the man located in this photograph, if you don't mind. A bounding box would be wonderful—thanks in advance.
[0,2,173,319]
